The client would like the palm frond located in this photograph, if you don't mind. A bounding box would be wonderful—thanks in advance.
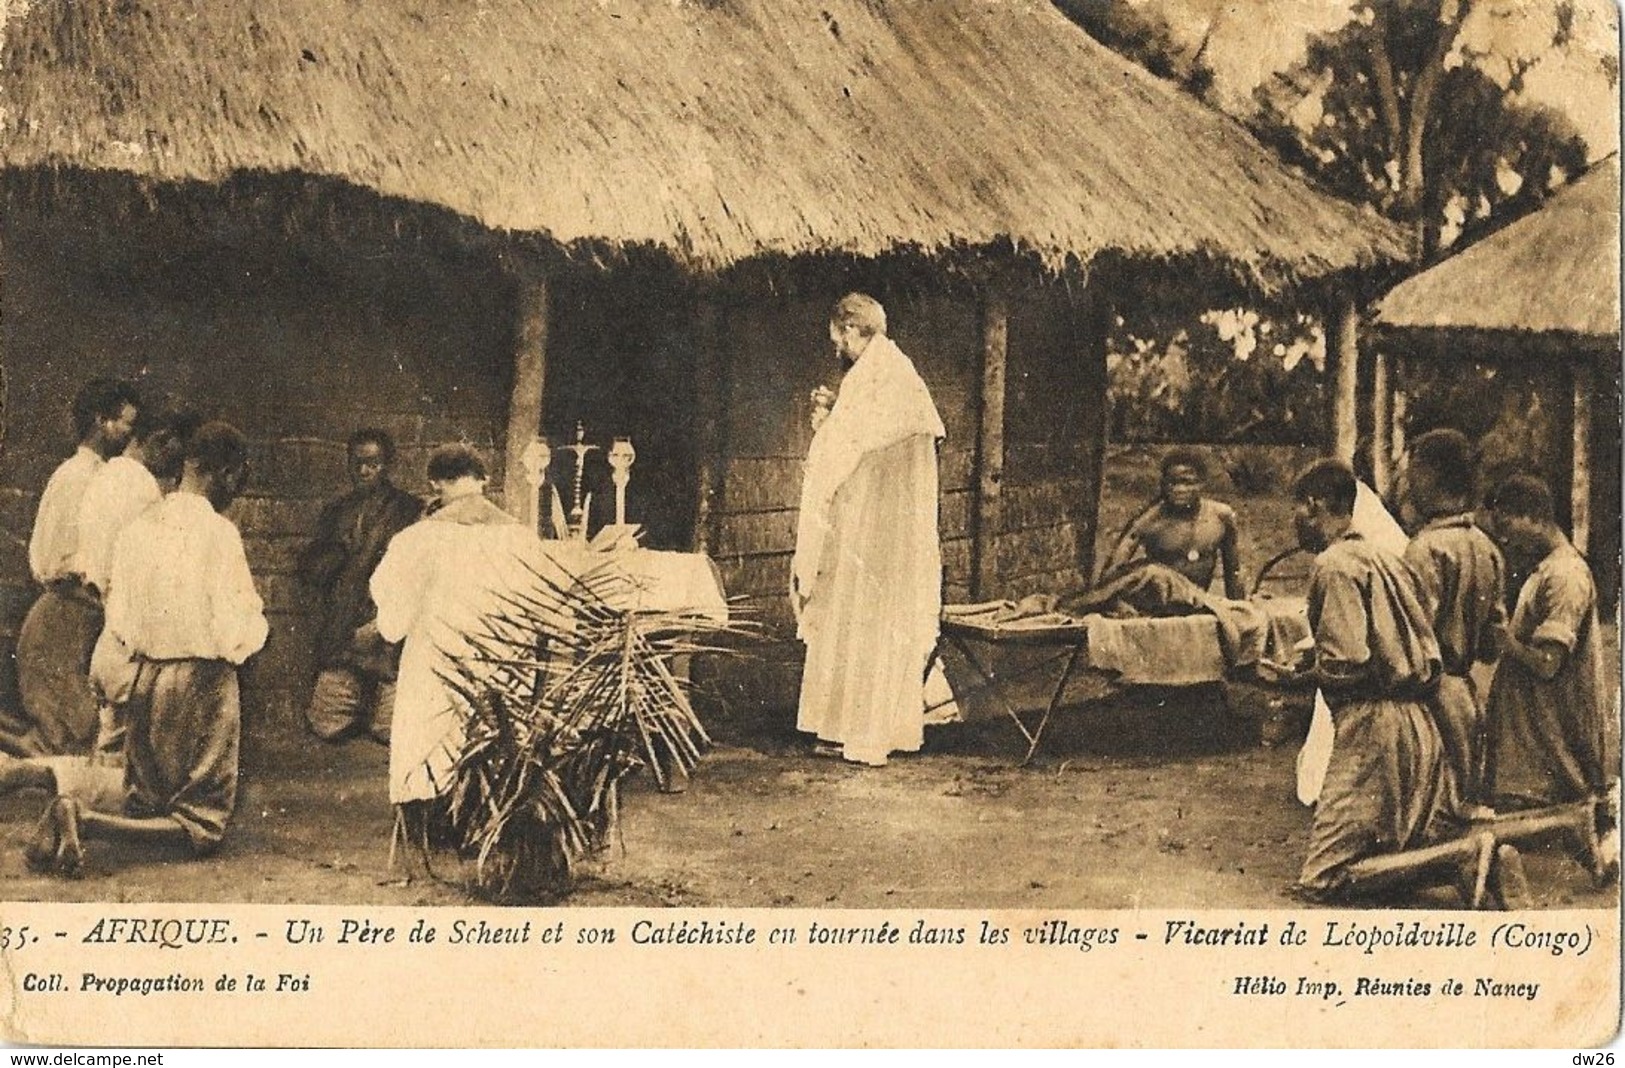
[423,555,754,902]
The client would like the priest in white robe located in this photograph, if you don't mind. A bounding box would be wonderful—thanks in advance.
[371,444,555,806]
[793,293,946,766]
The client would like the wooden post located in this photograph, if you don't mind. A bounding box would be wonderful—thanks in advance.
[1370,349,1391,496]
[692,298,730,555]
[1572,359,1592,555]
[1390,355,1408,477]
[1075,278,1111,584]
[503,268,549,524]
[1327,293,1360,467]
[971,285,1009,599]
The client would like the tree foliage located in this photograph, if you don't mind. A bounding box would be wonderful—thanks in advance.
[1249,0,1592,254]
[1058,0,1599,448]
[1107,307,1328,444]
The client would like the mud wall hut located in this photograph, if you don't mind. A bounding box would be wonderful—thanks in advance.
[0,0,1406,729]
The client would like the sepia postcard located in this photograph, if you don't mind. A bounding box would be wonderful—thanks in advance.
[0,0,1616,1049]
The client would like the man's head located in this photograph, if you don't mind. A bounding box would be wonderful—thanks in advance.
[1159,449,1207,512]
[1482,473,1558,559]
[829,293,887,367]
[347,429,397,490]
[185,422,252,511]
[426,443,488,507]
[71,378,142,457]
[1404,427,1476,517]
[137,403,204,484]
[1291,458,1358,553]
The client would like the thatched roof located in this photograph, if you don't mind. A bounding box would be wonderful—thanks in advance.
[0,0,1406,289]
[1375,156,1620,343]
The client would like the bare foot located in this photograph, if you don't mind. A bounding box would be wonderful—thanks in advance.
[1491,845,1532,910]
[23,801,59,872]
[53,798,84,879]
[1466,831,1495,909]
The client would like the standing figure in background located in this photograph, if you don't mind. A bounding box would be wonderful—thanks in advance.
[793,293,946,766]
[25,423,267,876]
[1480,475,1610,810]
[1400,428,1506,815]
[7,378,141,757]
[299,430,423,745]
[1099,449,1244,599]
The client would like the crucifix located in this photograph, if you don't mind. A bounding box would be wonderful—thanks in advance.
[562,421,600,541]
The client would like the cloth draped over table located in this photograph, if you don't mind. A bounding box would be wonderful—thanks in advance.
[1057,563,1308,682]
[934,572,1309,723]
[1297,480,1410,806]
[541,543,728,622]
[374,492,732,804]
[794,335,946,765]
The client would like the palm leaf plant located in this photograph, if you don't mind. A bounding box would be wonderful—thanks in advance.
[425,556,749,902]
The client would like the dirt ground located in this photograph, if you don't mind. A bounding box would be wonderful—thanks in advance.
[0,678,1612,912]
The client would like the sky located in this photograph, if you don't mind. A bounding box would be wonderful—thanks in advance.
[1135,0,1621,161]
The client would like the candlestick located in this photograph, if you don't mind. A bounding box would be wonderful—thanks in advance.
[519,437,551,534]
[607,437,636,527]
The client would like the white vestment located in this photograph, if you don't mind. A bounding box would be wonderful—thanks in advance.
[1296,480,1411,805]
[793,335,946,765]
[371,493,555,804]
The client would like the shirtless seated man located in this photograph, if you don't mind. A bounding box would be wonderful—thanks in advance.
[1060,450,1244,618]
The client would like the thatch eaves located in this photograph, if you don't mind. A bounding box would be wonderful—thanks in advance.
[0,0,1407,292]
[1375,156,1621,343]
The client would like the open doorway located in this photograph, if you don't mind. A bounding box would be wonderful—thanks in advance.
[543,265,700,551]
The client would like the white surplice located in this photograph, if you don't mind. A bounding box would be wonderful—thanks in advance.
[793,335,946,765]
[371,493,558,804]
